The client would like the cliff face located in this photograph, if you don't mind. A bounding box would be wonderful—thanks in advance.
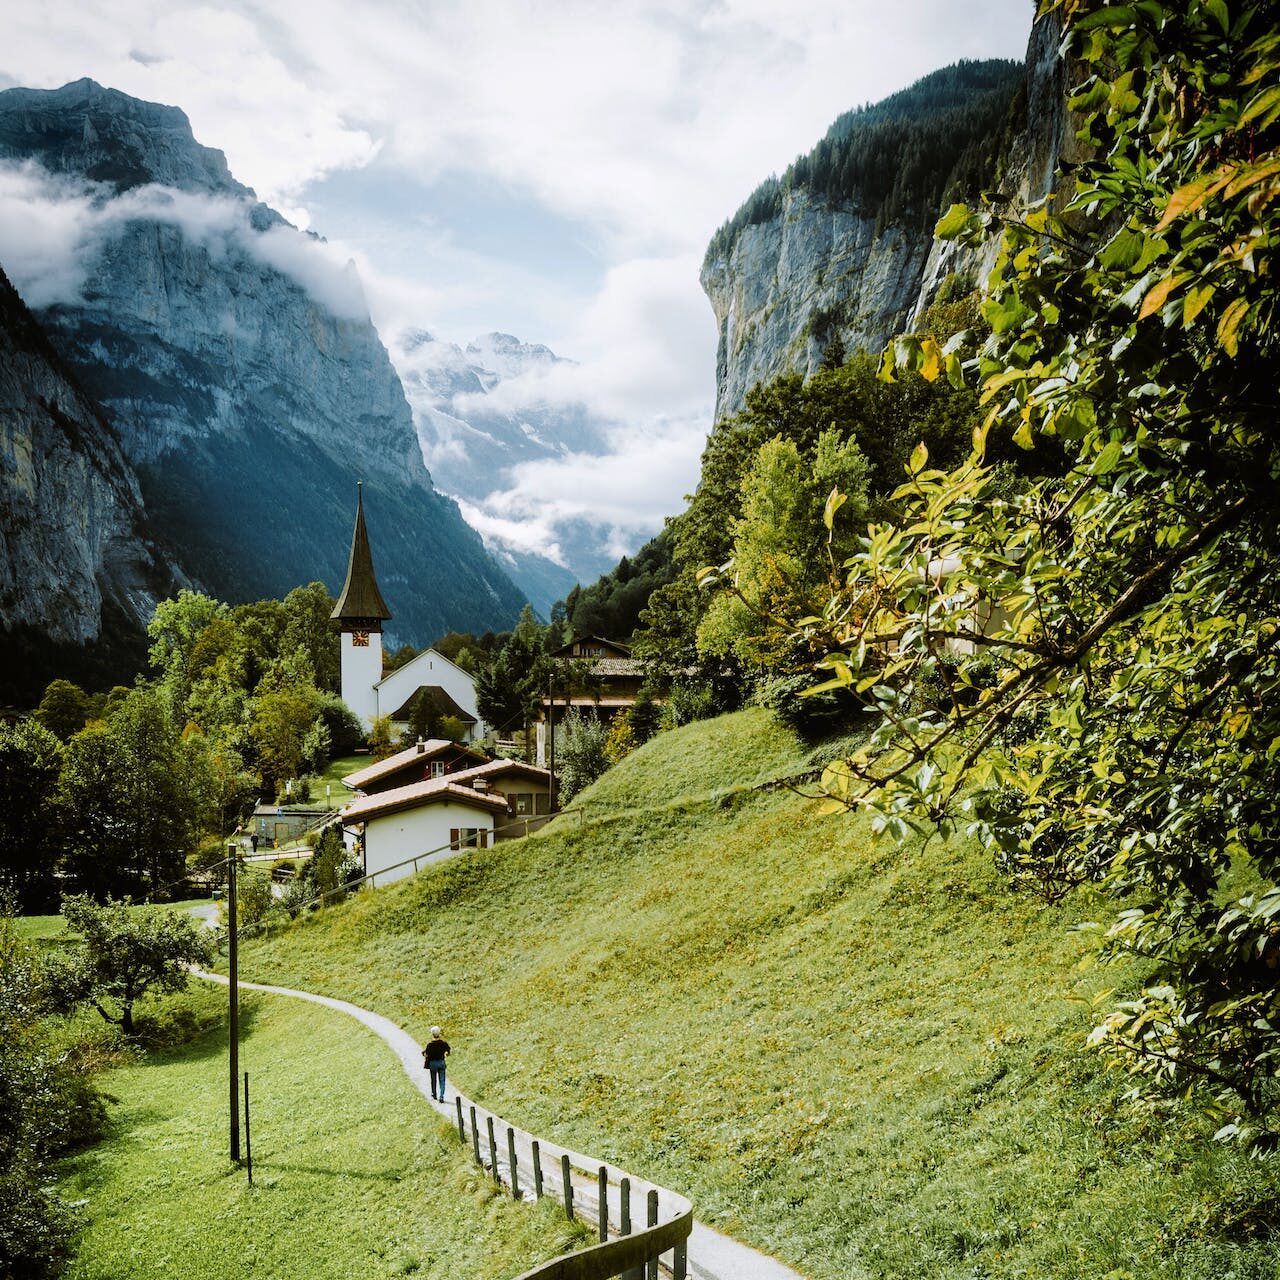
[0,79,527,648]
[702,21,1069,418]
[0,264,182,698]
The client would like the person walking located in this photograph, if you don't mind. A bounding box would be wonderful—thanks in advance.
[423,1026,451,1102]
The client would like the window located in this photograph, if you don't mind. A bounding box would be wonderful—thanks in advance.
[511,792,533,815]
[429,761,445,779]
[449,827,489,851]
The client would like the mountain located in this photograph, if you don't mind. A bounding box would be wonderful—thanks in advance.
[391,328,622,613]
[0,79,528,652]
[0,263,182,701]
[702,26,1070,418]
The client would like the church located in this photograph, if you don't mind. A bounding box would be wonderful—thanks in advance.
[330,485,487,744]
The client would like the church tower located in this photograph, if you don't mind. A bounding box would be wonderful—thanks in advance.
[331,483,392,731]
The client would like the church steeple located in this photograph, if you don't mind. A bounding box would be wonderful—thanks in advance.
[331,482,391,626]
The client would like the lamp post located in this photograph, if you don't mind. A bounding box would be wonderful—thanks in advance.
[226,838,240,1163]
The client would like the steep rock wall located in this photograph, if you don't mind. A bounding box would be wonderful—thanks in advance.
[702,16,1070,419]
[0,79,527,646]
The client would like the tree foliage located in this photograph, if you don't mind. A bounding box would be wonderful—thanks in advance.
[705,59,1025,266]
[0,721,63,912]
[48,895,215,1036]
[799,0,1280,1145]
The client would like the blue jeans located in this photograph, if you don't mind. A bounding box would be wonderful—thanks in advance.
[428,1060,446,1100]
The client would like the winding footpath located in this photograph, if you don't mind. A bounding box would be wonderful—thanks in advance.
[193,968,804,1280]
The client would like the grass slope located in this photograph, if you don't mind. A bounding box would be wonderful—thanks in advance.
[235,709,1280,1280]
[59,984,580,1280]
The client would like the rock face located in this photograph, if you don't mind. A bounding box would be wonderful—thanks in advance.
[0,264,182,699]
[702,21,1070,419]
[0,79,528,650]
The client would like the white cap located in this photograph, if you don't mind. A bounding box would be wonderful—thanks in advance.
[430,1025,441,1038]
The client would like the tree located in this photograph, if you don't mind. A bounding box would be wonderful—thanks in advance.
[32,679,90,740]
[281,582,341,694]
[248,686,322,793]
[698,429,870,671]
[476,606,550,747]
[0,722,63,911]
[50,895,216,1036]
[800,0,1280,1145]
[58,689,205,898]
[147,590,228,714]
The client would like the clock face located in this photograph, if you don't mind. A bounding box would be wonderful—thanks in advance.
[351,630,370,647]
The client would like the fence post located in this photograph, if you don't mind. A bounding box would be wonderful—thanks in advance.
[508,1127,520,1199]
[561,1154,573,1219]
[455,1096,465,1142]
[621,1179,644,1280]
[646,1190,659,1280]
[598,1166,609,1242]
[674,1239,688,1280]
[470,1106,481,1166]
[487,1115,499,1184]
[533,1140,544,1199]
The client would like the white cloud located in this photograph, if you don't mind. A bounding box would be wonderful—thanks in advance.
[0,164,95,307]
[0,160,370,320]
[458,413,706,563]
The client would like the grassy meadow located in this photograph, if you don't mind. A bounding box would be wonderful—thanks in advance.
[223,708,1280,1280]
[57,982,581,1280]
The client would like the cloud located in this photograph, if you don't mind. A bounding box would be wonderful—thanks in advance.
[0,160,369,320]
[0,164,95,307]
[457,413,707,565]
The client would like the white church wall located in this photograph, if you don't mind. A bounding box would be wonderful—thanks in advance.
[375,648,486,742]
[341,630,384,731]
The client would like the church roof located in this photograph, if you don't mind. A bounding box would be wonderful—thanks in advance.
[331,484,391,622]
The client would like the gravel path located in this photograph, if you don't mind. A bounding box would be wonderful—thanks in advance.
[193,969,805,1280]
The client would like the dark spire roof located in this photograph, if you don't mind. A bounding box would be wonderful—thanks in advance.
[331,483,392,623]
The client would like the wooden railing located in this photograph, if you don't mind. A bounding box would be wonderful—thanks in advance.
[451,1094,692,1280]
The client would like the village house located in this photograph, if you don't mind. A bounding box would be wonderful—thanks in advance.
[341,757,554,885]
[542,635,645,718]
[341,737,489,795]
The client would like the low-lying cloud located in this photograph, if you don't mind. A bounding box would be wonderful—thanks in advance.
[0,159,369,320]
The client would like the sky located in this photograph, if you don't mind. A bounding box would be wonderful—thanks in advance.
[0,0,1035,569]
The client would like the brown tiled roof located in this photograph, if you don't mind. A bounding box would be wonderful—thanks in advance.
[331,484,392,623]
[588,657,642,677]
[449,759,552,787]
[341,739,487,789]
[341,777,510,823]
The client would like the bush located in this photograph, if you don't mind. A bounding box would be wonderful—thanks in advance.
[557,712,611,805]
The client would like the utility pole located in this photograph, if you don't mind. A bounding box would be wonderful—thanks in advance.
[226,838,240,1163]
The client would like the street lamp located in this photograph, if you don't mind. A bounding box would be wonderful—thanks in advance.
[225,838,240,1163]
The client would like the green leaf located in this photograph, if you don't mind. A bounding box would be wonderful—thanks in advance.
[1100,227,1146,271]
[1217,296,1248,356]
[1183,283,1215,327]
[1203,0,1229,32]
[1240,84,1280,129]
[1092,439,1123,475]
[1075,5,1139,31]
[823,487,847,531]
[935,203,971,240]
[908,442,929,475]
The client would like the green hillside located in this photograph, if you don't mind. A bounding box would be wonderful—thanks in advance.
[57,985,579,1280]
[234,710,1280,1279]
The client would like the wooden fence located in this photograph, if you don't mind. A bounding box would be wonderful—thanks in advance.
[452,1096,693,1280]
